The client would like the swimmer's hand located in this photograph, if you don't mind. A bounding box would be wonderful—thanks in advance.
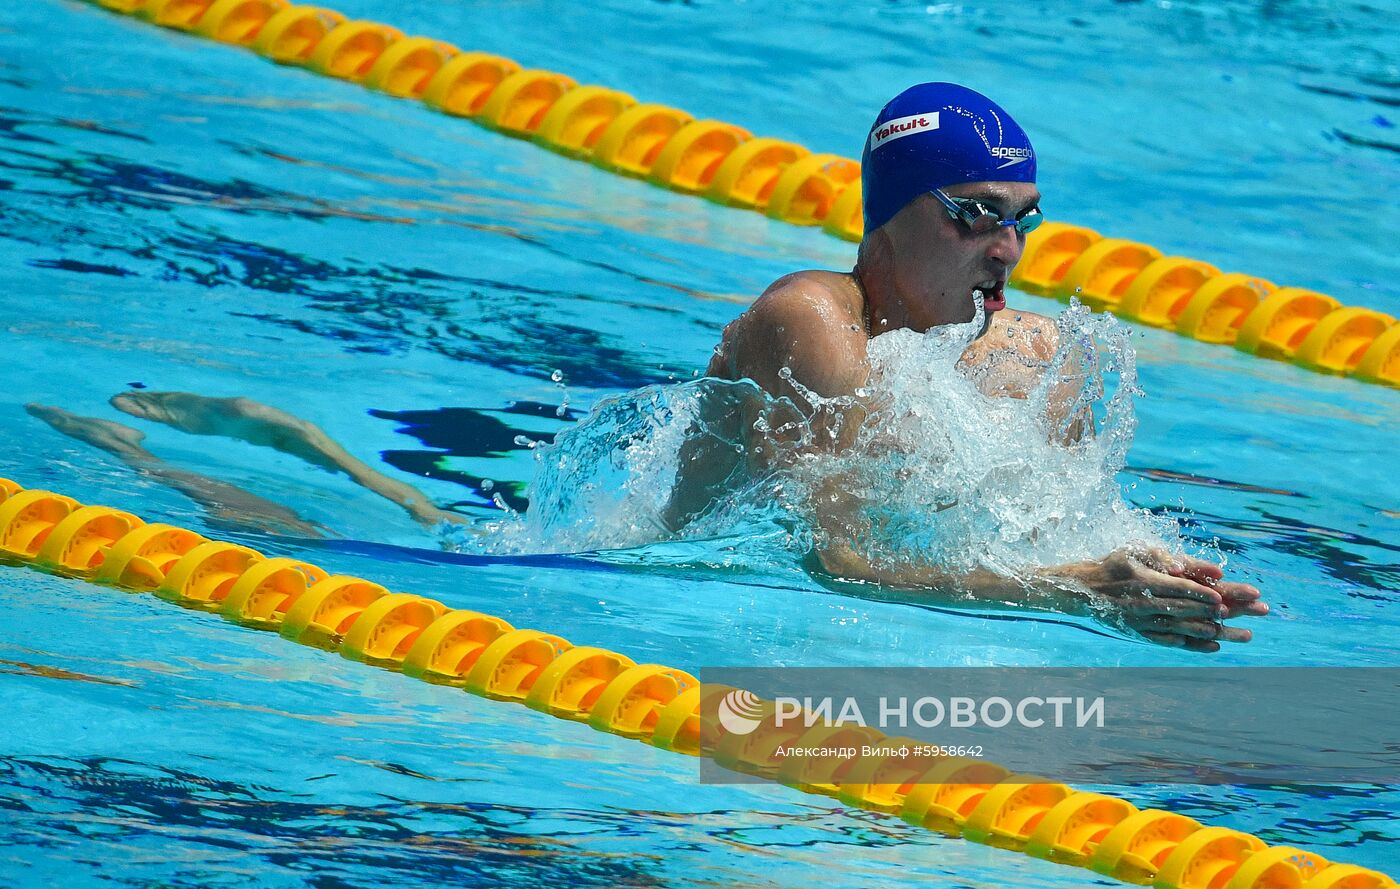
[815,543,1266,653]
[1042,548,1268,653]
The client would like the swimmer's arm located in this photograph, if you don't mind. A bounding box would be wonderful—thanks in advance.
[661,379,784,531]
[720,275,871,419]
[1045,348,1095,445]
[961,312,1091,443]
[1013,311,1094,445]
[663,277,869,529]
[814,529,1266,653]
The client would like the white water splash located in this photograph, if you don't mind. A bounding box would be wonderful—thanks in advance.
[804,300,1173,576]
[463,300,1181,575]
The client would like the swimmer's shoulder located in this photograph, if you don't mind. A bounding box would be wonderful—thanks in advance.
[709,270,867,395]
[716,270,864,356]
[985,307,1060,362]
[751,270,864,327]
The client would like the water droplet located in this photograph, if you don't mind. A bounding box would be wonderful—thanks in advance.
[550,369,564,383]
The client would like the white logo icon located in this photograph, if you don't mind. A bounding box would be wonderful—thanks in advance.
[990,145,1033,169]
[717,689,767,735]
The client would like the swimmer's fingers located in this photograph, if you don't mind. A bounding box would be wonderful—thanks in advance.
[1134,546,1183,572]
[1217,581,1268,617]
[1132,567,1225,605]
[1174,555,1225,583]
[1141,632,1223,654]
[1158,555,1267,617]
[1215,623,1252,643]
[1118,595,1221,620]
[1139,615,1252,643]
[1143,550,1238,591]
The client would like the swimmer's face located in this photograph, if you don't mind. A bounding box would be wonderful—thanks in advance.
[880,181,1040,335]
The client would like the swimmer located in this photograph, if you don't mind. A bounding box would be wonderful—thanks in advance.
[671,82,1268,652]
[26,84,1266,651]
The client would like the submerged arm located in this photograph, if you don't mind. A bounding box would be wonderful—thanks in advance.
[664,275,870,529]
[812,483,1266,653]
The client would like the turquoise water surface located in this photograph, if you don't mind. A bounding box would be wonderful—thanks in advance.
[1,0,1398,886]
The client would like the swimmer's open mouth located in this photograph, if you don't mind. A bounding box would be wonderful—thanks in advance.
[973,281,1006,313]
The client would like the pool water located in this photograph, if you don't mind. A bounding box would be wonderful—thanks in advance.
[1,0,1398,885]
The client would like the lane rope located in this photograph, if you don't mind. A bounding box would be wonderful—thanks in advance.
[73,0,1400,388]
[2,475,1393,889]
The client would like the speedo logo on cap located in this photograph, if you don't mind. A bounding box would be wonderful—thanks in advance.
[870,112,940,150]
[991,145,1033,168]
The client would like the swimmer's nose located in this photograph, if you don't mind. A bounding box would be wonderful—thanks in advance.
[985,223,1025,272]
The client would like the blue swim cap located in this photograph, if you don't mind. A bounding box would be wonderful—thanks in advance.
[861,82,1036,234]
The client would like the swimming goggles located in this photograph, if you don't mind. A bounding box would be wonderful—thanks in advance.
[932,188,1044,235]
